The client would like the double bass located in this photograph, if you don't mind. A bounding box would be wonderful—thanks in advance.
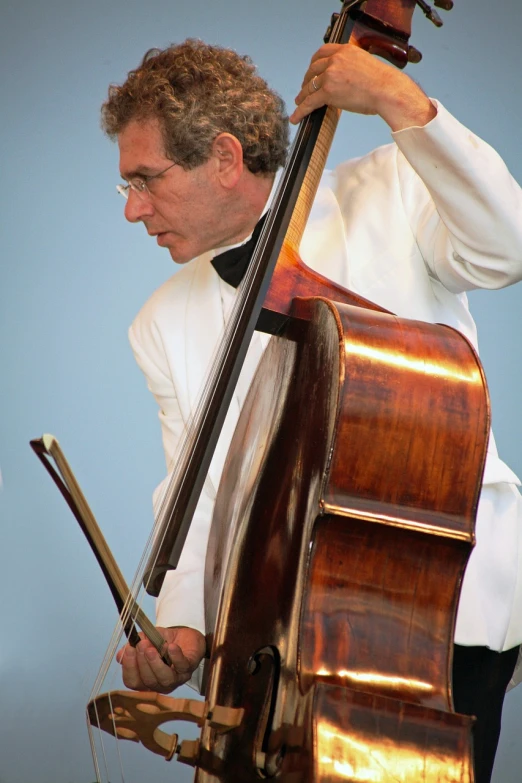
[36,2,489,780]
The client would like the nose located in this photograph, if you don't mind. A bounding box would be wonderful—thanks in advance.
[124,190,154,223]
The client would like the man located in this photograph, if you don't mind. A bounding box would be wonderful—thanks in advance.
[102,39,522,782]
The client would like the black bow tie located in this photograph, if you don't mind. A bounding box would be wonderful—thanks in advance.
[211,212,269,288]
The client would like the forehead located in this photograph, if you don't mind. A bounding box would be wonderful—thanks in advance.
[118,118,168,177]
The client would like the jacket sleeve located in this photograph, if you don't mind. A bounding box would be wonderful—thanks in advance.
[392,100,522,293]
[129,317,210,640]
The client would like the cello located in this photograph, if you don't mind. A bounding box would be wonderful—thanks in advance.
[47,1,490,780]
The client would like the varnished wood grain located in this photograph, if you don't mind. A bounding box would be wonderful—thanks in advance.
[195,295,486,781]
[313,682,473,782]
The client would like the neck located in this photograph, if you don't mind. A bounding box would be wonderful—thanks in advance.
[215,171,275,249]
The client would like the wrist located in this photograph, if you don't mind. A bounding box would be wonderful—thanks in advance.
[376,72,437,131]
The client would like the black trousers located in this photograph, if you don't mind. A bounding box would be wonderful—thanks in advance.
[452,643,520,783]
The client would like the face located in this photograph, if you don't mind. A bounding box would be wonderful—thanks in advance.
[118,118,231,263]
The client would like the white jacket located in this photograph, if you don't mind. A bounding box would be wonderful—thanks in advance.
[129,102,522,663]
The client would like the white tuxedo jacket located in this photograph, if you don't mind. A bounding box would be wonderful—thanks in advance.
[129,103,522,666]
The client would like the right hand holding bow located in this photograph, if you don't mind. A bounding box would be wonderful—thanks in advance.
[117,626,206,694]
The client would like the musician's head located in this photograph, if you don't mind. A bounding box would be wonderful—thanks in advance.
[102,39,289,174]
[102,39,288,262]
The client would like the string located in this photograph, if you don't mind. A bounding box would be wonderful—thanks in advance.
[62,8,354,776]
[89,4,347,714]
[81,162,293,779]
[87,697,111,783]
[108,691,127,783]
[29,71,342,783]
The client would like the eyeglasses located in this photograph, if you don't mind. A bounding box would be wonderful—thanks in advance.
[116,161,179,200]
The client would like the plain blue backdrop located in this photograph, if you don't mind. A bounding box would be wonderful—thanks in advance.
[1,1,521,781]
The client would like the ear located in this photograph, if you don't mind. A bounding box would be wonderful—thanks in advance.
[211,133,244,189]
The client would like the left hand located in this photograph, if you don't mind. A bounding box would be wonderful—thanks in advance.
[290,44,436,131]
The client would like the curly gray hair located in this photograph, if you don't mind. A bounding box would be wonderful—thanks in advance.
[101,39,289,174]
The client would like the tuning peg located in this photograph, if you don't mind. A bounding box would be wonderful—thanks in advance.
[407,46,423,64]
[415,0,443,27]
[434,1,454,9]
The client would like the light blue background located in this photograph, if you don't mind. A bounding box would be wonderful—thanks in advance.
[1,1,521,781]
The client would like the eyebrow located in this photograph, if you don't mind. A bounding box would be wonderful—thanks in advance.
[120,166,158,181]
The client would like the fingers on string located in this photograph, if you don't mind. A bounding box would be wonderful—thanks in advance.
[290,82,325,124]
[301,54,330,89]
[302,43,342,79]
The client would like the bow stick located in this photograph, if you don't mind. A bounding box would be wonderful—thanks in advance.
[30,434,172,666]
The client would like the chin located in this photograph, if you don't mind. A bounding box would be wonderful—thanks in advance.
[168,247,193,265]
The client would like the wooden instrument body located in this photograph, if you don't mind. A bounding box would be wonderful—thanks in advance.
[196,251,489,780]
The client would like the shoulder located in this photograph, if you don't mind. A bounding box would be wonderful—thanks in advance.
[320,143,401,206]
[130,251,217,352]
[319,101,474,202]
[133,261,197,332]
[127,260,204,387]
[314,143,407,226]
[332,142,399,179]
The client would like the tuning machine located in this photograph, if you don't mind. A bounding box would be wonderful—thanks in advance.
[416,0,453,27]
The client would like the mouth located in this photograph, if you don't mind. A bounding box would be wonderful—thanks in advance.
[148,230,168,244]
